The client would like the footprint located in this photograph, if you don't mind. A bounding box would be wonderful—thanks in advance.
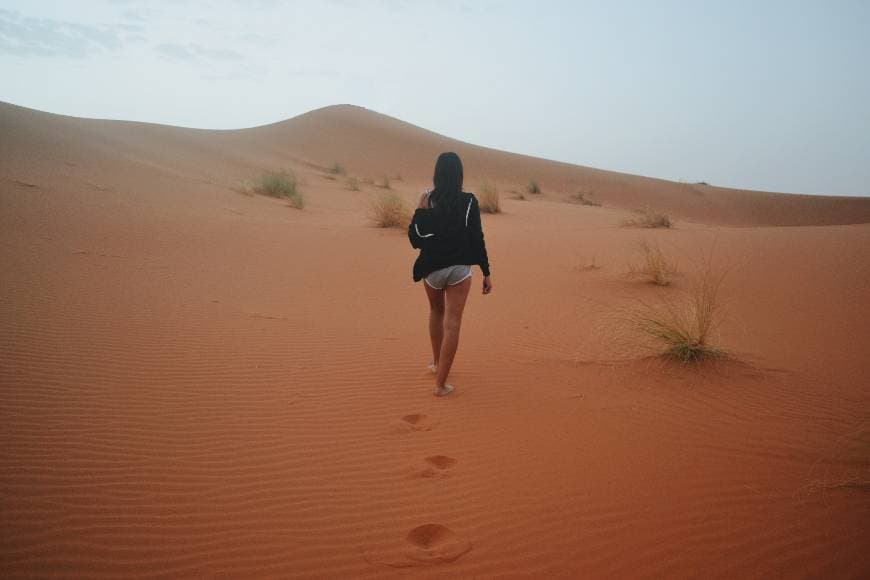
[416,455,457,478]
[365,524,472,567]
[404,524,472,564]
[392,413,432,433]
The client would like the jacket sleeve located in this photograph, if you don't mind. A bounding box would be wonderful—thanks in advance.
[467,196,491,276]
[408,209,437,250]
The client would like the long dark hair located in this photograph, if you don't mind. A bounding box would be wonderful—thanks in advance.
[429,152,464,230]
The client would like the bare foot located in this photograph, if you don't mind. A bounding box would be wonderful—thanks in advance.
[427,361,437,374]
[434,384,454,397]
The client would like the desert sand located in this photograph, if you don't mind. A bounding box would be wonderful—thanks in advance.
[1,101,868,578]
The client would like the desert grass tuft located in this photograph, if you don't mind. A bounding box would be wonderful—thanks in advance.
[370,192,411,228]
[572,190,602,206]
[527,179,541,194]
[624,206,672,228]
[346,177,360,191]
[478,181,501,214]
[378,175,392,189]
[624,264,725,363]
[251,171,304,209]
[629,239,677,286]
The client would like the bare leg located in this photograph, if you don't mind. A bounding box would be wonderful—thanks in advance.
[435,277,472,393]
[424,281,445,368]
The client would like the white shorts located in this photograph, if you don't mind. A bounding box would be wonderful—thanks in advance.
[424,265,472,290]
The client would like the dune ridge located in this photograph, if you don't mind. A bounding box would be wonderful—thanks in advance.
[3,101,870,227]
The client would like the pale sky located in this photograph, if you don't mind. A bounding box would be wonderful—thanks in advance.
[1,0,868,196]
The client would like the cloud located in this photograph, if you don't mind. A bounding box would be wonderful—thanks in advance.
[156,42,246,63]
[0,8,126,58]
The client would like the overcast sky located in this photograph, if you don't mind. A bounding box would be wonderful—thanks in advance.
[1,0,868,196]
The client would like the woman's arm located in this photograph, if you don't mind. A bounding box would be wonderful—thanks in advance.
[468,195,492,293]
[408,207,436,250]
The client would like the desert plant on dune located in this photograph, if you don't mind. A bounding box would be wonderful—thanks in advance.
[527,179,541,194]
[370,192,411,228]
[624,206,672,228]
[478,181,501,214]
[378,175,392,189]
[624,264,725,363]
[251,171,304,209]
[346,177,360,191]
[630,239,677,286]
[572,190,602,206]
[329,162,346,176]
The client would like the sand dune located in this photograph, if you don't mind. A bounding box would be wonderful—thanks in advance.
[1,102,868,578]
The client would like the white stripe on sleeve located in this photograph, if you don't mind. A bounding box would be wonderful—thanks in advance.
[415,224,435,238]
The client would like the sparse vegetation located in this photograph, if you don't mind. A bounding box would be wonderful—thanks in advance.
[478,181,501,214]
[362,176,375,185]
[630,239,677,286]
[250,171,304,209]
[370,192,411,228]
[346,177,361,191]
[624,206,672,228]
[625,264,725,363]
[378,175,392,189]
[527,180,541,194]
[329,162,346,176]
[572,191,602,206]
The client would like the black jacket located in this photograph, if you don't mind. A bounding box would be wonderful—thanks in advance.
[408,192,491,282]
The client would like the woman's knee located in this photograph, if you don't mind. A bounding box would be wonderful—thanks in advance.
[444,313,463,332]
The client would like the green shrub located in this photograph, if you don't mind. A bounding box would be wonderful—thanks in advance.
[251,171,303,209]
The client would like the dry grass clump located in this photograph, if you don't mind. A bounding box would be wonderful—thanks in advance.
[250,171,304,209]
[377,176,392,189]
[478,181,501,214]
[527,180,541,194]
[346,177,361,191]
[630,239,677,286]
[624,206,672,228]
[624,265,725,363]
[572,191,602,206]
[370,192,411,228]
[329,162,346,176]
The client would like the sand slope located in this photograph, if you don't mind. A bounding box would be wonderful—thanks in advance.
[1,102,869,578]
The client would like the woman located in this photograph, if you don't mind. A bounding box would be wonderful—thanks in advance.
[408,152,492,397]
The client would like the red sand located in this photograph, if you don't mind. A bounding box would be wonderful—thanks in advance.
[2,102,869,578]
